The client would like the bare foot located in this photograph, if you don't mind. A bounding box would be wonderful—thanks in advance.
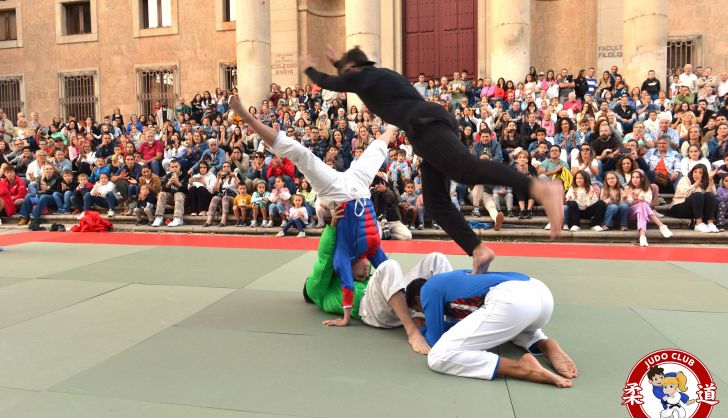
[471,244,495,275]
[530,180,564,240]
[408,332,431,355]
[538,339,578,378]
[518,354,573,388]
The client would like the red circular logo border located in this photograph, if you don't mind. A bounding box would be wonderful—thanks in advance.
[624,348,717,418]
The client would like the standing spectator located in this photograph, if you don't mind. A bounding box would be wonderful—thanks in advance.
[585,68,597,98]
[413,73,428,97]
[0,108,16,142]
[152,159,189,227]
[574,70,588,101]
[641,70,662,100]
[557,68,575,104]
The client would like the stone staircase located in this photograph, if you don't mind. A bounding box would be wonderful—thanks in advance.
[2,194,726,244]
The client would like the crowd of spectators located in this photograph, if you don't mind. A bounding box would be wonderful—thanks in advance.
[1,63,728,244]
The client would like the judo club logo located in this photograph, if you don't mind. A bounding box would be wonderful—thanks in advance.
[621,349,720,418]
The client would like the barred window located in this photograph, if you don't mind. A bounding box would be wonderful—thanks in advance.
[223,0,236,22]
[137,66,177,117]
[141,0,172,29]
[0,76,24,123]
[0,9,17,41]
[59,71,98,120]
[667,36,702,81]
[220,63,237,91]
[64,1,92,35]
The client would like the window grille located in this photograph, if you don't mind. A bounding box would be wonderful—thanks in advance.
[0,76,24,123]
[221,63,237,91]
[59,71,98,120]
[667,36,702,82]
[137,66,177,117]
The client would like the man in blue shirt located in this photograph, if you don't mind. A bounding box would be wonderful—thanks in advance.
[406,270,576,388]
[585,67,597,97]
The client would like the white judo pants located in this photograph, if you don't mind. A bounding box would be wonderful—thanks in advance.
[360,252,453,328]
[271,131,387,206]
[428,278,554,380]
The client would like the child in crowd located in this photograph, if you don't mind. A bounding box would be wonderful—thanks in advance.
[277,194,308,238]
[53,169,77,214]
[388,149,411,192]
[298,177,318,226]
[250,180,270,228]
[134,184,156,225]
[623,169,673,247]
[600,171,629,231]
[81,172,117,217]
[232,183,252,227]
[268,175,291,227]
[88,157,111,184]
[399,136,413,161]
[715,175,728,231]
[71,173,93,214]
[399,181,419,230]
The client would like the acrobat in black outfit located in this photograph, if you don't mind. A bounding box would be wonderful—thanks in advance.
[300,47,563,273]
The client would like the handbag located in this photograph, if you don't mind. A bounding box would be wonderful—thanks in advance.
[654,171,670,188]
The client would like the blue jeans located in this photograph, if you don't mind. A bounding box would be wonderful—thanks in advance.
[52,191,74,213]
[269,202,288,219]
[19,194,57,219]
[149,160,162,176]
[28,182,38,195]
[83,192,118,211]
[128,184,140,199]
[282,218,305,234]
[604,203,629,228]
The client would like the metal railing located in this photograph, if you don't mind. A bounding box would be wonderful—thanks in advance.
[221,63,237,91]
[667,36,702,82]
[59,71,98,120]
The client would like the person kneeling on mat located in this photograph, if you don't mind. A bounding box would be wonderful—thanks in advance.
[406,270,578,387]
[303,205,453,355]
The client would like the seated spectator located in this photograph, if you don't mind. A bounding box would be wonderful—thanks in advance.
[88,156,111,184]
[371,175,411,241]
[268,175,292,227]
[708,122,728,162]
[601,171,628,231]
[571,144,600,185]
[276,194,308,238]
[81,172,117,218]
[266,154,296,192]
[538,145,569,182]
[191,138,226,175]
[668,165,718,233]
[250,180,271,228]
[643,135,682,193]
[564,171,606,232]
[0,166,27,220]
[232,183,252,227]
[133,184,156,225]
[680,126,708,158]
[472,129,503,162]
[204,162,239,227]
[17,163,61,229]
[614,94,636,134]
[624,122,655,149]
[152,159,189,227]
[162,135,187,172]
[388,149,412,193]
[591,120,622,169]
[298,177,317,226]
[70,173,93,214]
[715,175,728,231]
[188,161,216,216]
[111,154,142,203]
[399,181,420,230]
[680,144,711,177]
[624,169,672,247]
[51,148,72,173]
[138,131,164,175]
[53,169,77,214]
[25,150,48,193]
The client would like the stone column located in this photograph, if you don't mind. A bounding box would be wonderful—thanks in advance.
[489,0,530,81]
[236,0,271,106]
[623,0,667,89]
[345,0,381,110]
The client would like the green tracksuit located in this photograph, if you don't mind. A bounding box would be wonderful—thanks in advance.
[305,225,367,318]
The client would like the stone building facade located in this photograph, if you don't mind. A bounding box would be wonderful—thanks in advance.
[0,0,725,122]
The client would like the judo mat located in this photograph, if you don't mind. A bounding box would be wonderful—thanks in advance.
[0,231,726,418]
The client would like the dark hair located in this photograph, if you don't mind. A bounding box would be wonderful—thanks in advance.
[535,127,547,136]
[647,366,665,380]
[405,278,427,308]
[573,170,592,189]
[302,281,314,304]
[688,164,709,190]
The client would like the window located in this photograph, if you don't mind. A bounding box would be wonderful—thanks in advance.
[59,71,98,120]
[223,0,236,22]
[64,1,91,35]
[141,0,172,29]
[220,63,237,91]
[137,66,177,117]
[0,76,24,123]
[667,36,703,83]
[0,8,16,41]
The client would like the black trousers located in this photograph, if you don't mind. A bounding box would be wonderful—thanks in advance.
[406,102,531,255]
[189,186,213,213]
[566,200,606,227]
[668,192,716,221]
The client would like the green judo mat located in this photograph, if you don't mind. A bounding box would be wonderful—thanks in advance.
[0,242,726,418]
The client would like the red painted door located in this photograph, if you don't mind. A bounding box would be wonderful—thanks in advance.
[403,0,476,80]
